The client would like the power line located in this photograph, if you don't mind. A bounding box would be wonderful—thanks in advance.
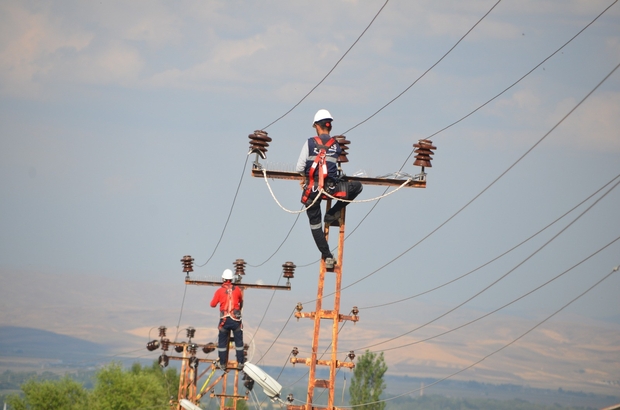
[351,177,620,351]
[254,61,620,364]
[172,283,189,342]
[333,59,620,296]
[335,262,620,408]
[397,0,619,168]
[261,0,391,130]
[257,306,296,363]
[336,0,618,256]
[369,235,620,354]
[359,172,620,310]
[342,0,503,135]
[247,212,301,268]
[247,275,283,348]
[247,0,618,272]
[197,155,250,268]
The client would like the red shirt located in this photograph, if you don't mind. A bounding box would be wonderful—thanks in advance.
[210,282,243,313]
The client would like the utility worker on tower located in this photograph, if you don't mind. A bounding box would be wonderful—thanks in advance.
[296,109,363,269]
[210,269,245,370]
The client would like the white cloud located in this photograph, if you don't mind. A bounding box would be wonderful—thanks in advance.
[0,2,93,97]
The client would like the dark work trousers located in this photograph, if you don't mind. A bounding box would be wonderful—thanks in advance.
[305,180,363,260]
[217,317,244,365]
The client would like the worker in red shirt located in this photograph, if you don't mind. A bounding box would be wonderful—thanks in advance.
[210,269,245,370]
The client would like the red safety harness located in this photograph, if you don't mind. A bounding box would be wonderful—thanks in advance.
[302,137,339,204]
[219,282,241,324]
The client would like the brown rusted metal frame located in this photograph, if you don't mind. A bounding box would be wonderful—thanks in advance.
[288,201,358,410]
[250,167,426,188]
[185,278,291,291]
[183,273,290,410]
[250,161,425,410]
[165,348,218,410]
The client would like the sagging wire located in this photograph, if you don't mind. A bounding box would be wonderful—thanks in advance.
[342,0,503,135]
[172,283,189,343]
[254,0,618,272]
[257,306,297,363]
[336,263,620,408]
[360,172,620,310]
[368,234,620,354]
[247,275,283,347]
[398,0,619,168]
[332,59,620,298]
[197,155,250,268]
[261,0,391,130]
[335,0,619,262]
[352,177,620,351]
[247,212,302,268]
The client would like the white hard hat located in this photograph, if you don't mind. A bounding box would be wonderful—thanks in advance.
[313,109,333,125]
[222,269,234,280]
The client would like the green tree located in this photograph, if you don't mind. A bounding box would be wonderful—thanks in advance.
[6,376,88,410]
[5,361,179,410]
[90,362,172,410]
[349,350,388,410]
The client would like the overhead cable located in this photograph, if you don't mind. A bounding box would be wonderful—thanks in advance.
[247,212,302,268]
[368,235,620,354]
[342,0,503,135]
[257,307,296,363]
[339,0,618,250]
[360,172,620,310]
[261,0,391,130]
[336,263,620,408]
[397,0,619,169]
[197,155,250,268]
[334,60,620,296]
[352,177,620,351]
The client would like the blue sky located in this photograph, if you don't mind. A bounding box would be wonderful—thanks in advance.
[1,0,619,392]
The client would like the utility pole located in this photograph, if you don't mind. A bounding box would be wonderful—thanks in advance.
[179,256,296,410]
[248,131,436,410]
[145,325,222,410]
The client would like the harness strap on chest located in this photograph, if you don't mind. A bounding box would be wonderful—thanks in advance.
[221,284,240,321]
[302,137,335,204]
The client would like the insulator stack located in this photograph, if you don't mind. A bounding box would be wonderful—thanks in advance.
[159,354,169,367]
[189,356,199,369]
[202,342,216,354]
[248,130,271,159]
[413,139,437,169]
[234,259,247,276]
[158,326,167,338]
[334,135,350,163]
[292,347,299,357]
[186,327,196,340]
[348,351,356,361]
[146,340,160,351]
[161,338,170,351]
[282,261,296,279]
[296,302,303,313]
[287,394,294,403]
[351,306,359,316]
[181,255,194,273]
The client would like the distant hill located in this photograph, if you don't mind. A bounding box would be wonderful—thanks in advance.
[0,326,108,363]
